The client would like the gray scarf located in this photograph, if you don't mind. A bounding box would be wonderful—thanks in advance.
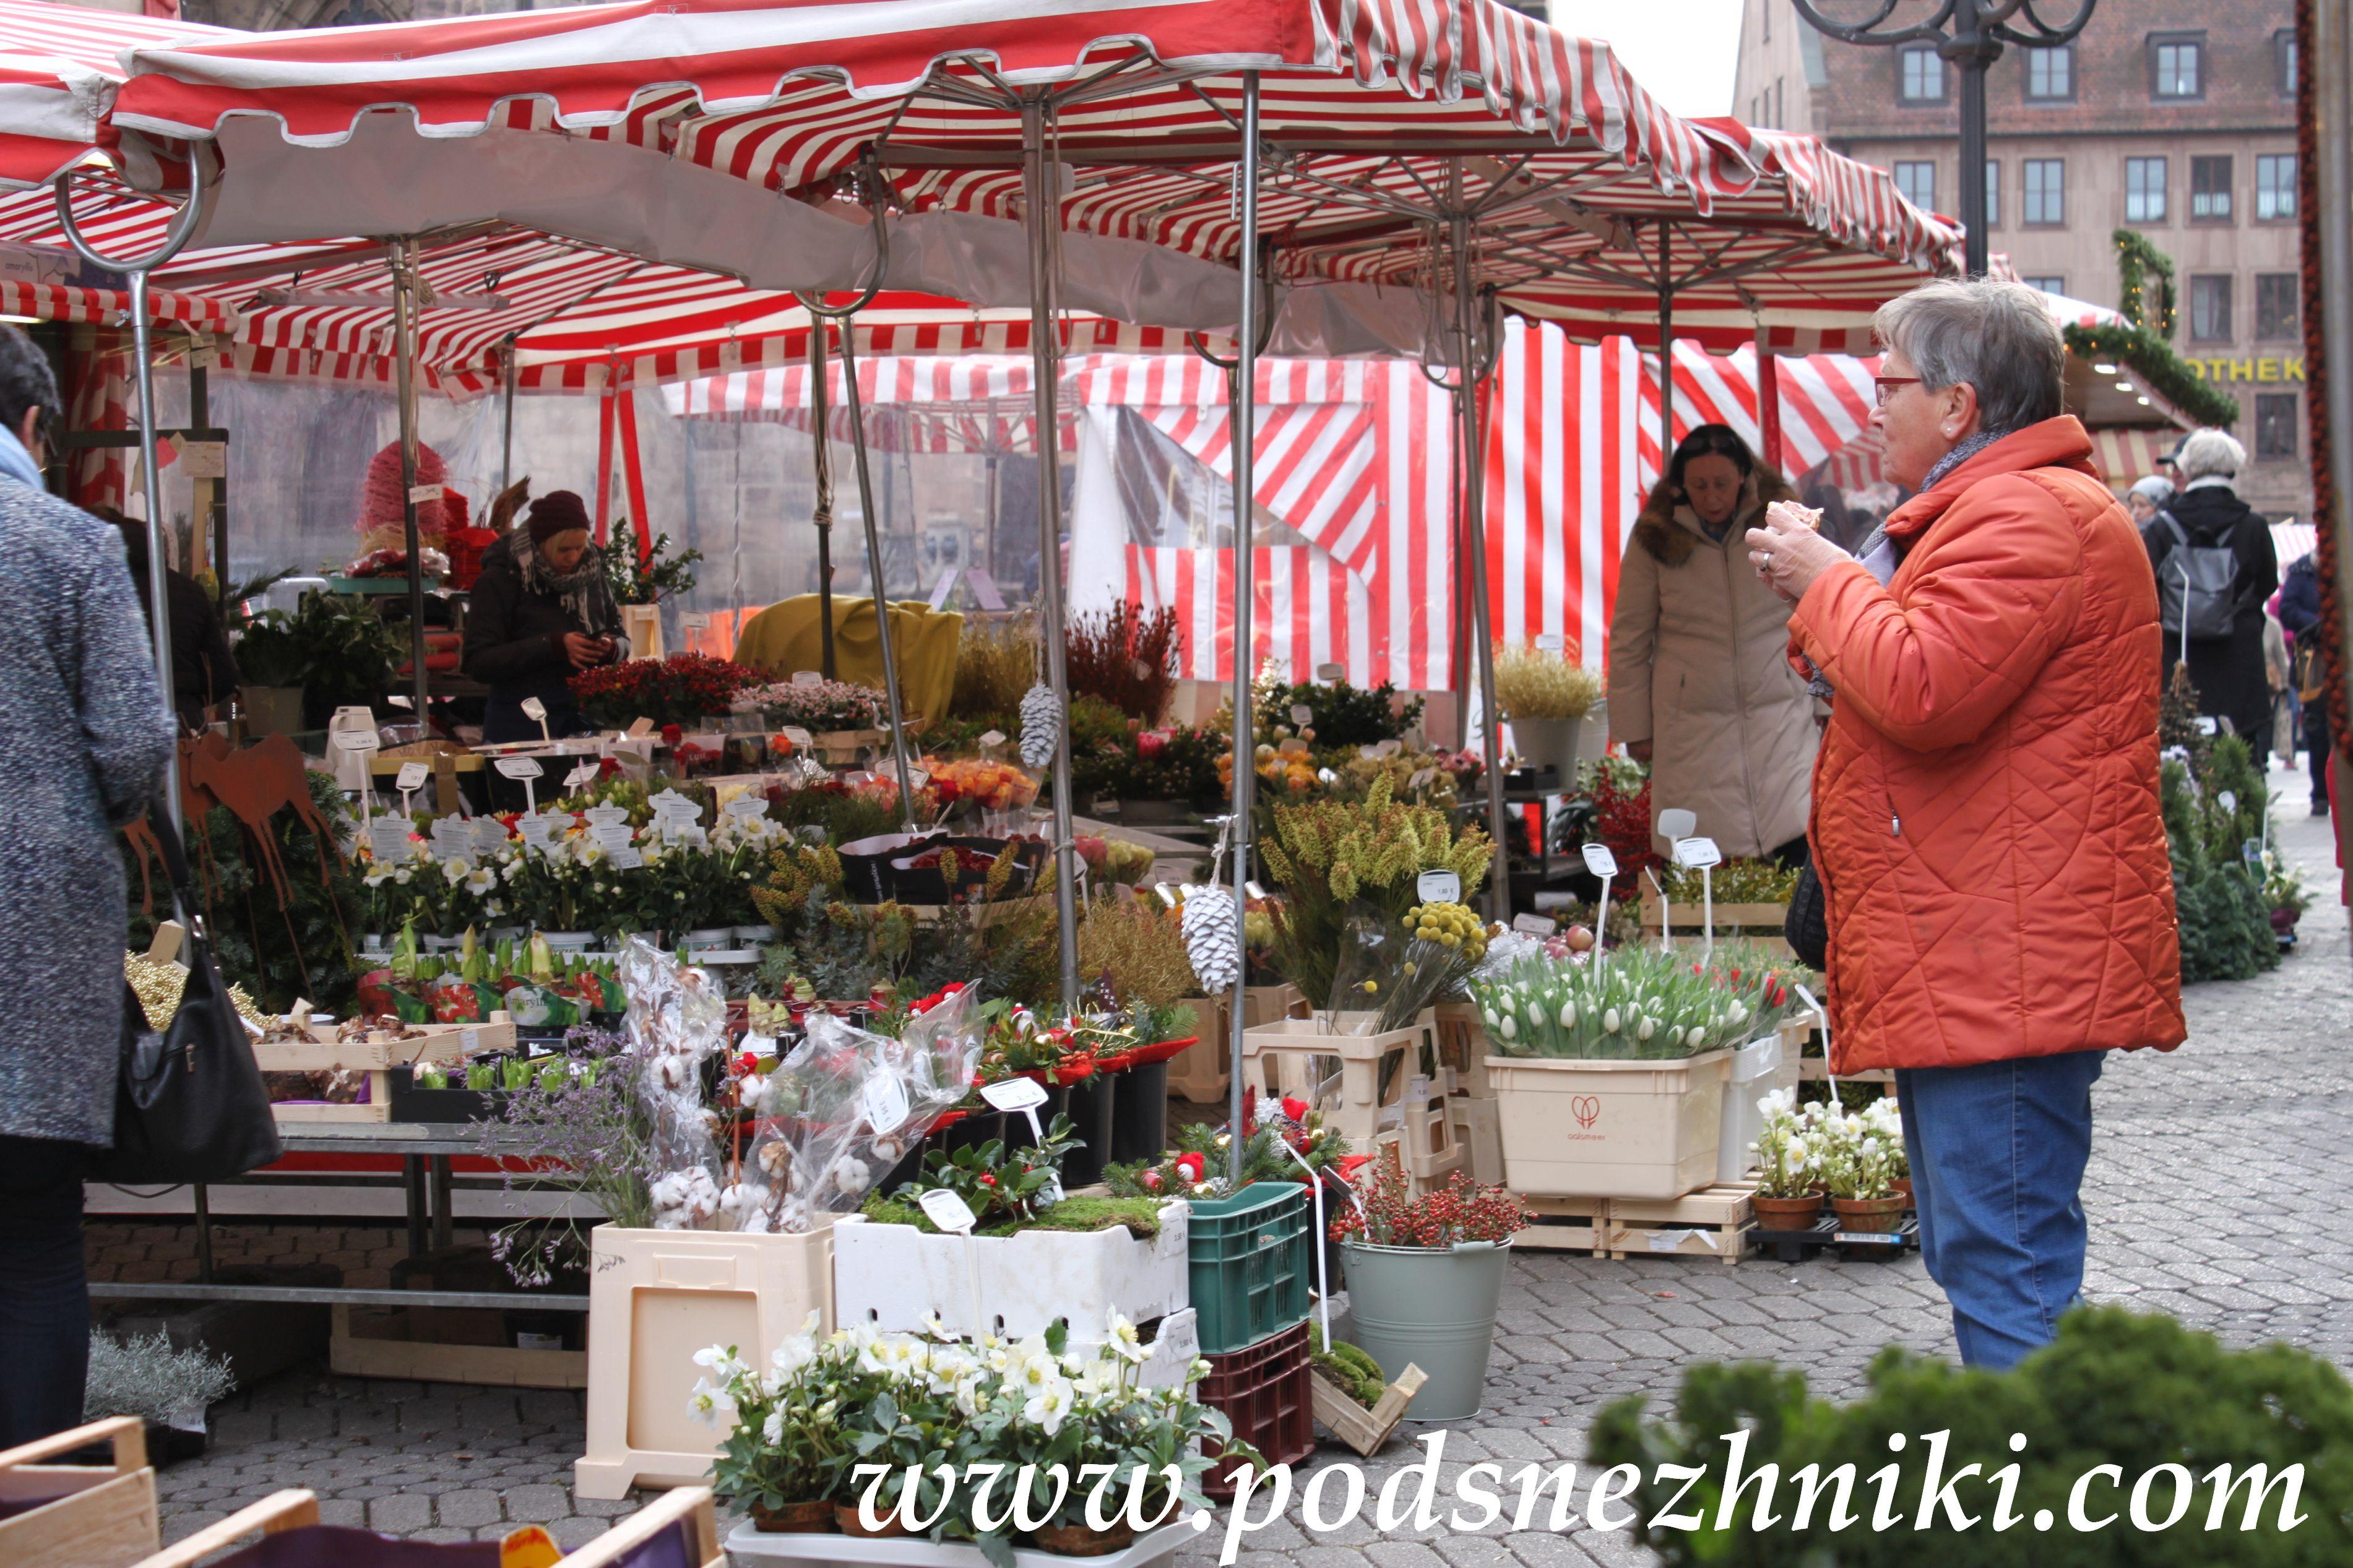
[1921,428,2005,491]
[514,530,621,638]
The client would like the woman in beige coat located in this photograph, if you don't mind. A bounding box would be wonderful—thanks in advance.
[1608,424,1817,860]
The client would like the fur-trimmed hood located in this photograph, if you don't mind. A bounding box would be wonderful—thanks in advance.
[1632,469,1798,567]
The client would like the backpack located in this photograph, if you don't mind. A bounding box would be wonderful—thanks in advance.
[2150,511,2243,643]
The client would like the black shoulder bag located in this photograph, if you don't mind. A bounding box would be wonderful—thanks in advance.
[1784,859,1828,973]
[90,808,284,1184]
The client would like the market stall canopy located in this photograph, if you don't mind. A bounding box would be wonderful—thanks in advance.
[0,0,233,192]
[669,356,1045,454]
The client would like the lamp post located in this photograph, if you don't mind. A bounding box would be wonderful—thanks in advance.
[1790,0,2096,278]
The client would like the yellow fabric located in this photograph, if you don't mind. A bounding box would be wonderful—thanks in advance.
[732,594,964,725]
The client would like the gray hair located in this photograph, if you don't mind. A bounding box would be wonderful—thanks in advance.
[2128,475,2174,504]
[1873,279,2065,437]
[2174,428,2246,482]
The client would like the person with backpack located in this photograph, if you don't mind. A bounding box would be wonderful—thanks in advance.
[2141,429,2278,758]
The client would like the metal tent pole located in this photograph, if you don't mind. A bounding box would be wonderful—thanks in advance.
[54,173,207,827]
[499,337,517,493]
[1023,96,1082,1008]
[809,323,839,681]
[1451,165,1513,922]
[1657,226,1675,463]
[829,320,922,827]
[1756,326,1783,474]
[1225,73,1263,1181]
[390,239,431,720]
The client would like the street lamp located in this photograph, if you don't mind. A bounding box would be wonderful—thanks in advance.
[1790,0,2096,277]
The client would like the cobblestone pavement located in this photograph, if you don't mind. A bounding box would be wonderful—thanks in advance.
[108,765,2351,1566]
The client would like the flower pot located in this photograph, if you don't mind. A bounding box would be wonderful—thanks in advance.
[421,934,461,953]
[1831,1195,1907,1234]
[834,1503,909,1538]
[538,931,597,953]
[1751,1194,1824,1232]
[751,1500,835,1533]
[1032,1520,1136,1556]
[240,684,306,738]
[1337,1238,1509,1422]
[1891,1177,1915,1207]
[1484,1049,1733,1199]
[679,928,735,954]
[831,1204,1188,1345]
[1507,714,1583,783]
[487,925,527,945]
[735,924,782,946]
[361,933,387,953]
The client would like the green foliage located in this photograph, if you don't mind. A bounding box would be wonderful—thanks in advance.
[1256,678,1423,750]
[2063,322,2240,429]
[232,590,405,726]
[1308,1325,1388,1410]
[861,1189,1163,1241]
[889,1113,1083,1229]
[602,518,704,606]
[1589,1306,2353,1564]
[2113,228,2177,336]
[2161,735,2281,983]
[124,770,363,1014]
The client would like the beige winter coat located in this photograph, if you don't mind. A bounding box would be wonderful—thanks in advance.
[1607,482,1818,858]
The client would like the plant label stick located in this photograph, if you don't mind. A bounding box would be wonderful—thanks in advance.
[520,695,551,745]
[496,754,544,816]
[1647,866,1669,949]
[1672,837,1721,956]
[1581,843,1619,974]
[1277,1137,1332,1347]
[980,1075,1050,1147]
[1417,869,1461,905]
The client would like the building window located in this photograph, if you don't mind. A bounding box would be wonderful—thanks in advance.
[2189,275,2234,343]
[1984,160,2000,227]
[2256,274,2300,340]
[2023,158,2064,225]
[2277,30,2297,98]
[2151,35,2203,100]
[2256,394,2300,460]
[2023,274,2066,296]
[2125,157,2167,223]
[1776,77,1784,126]
[2255,154,2297,221]
[1901,46,1945,103]
[1761,0,1769,43]
[1894,161,1936,212]
[2190,155,2233,222]
[2026,44,2074,101]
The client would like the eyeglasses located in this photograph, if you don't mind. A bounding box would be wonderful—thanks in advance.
[1873,376,1922,407]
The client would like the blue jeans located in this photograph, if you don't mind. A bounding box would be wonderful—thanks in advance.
[1894,1050,2107,1371]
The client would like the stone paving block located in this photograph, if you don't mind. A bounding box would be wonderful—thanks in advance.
[369,1494,433,1534]
[437,1489,504,1528]
[504,1483,574,1523]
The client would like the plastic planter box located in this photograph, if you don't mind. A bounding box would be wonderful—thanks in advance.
[1716,1033,1798,1185]
[1484,1048,1735,1199]
[830,1202,1189,1344]
[1185,1181,1311,1355]
[1197,1320,1315,1499]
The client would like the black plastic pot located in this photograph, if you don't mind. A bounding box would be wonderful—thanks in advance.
[1060,1075,1114,1188]
[1108,1061,1169,1163]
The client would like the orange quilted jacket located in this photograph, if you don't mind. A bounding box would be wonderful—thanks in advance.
[1789,417,2186,1073]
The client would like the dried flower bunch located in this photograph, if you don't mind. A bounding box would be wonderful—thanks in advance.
[949,612,1040,725]
[1492,644,1602,721]
[1077,898,1200,1007]
[1329,1153,1532,1249]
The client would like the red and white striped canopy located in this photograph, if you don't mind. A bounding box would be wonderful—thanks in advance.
[668,356,1043,454]
[0,0,235,192]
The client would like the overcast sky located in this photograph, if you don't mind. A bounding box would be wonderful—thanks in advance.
[1547,1,1746,119]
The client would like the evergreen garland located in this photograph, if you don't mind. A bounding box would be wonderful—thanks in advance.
[2061,323,2239,429]
[2112,228,2176,336]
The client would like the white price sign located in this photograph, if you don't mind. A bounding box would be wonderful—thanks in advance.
[395,762,431,792]
[1513,913,1556,935]
[1416,869,1462,905]
[333,730,378,752]
[980,1077,1048,1114]
[1671,837,1722,870]
[1289,705,1314,725]
[585,806,630,828]
[860,1074,911,1134]
[564,761,600,788]
[790,670,824,687]
[781,727,813,750]
[495,757,545,781]
[367,821,410,860]
[1581,843,1620,879]
[978,730,1007,748]
[722,796,769,819]
[1314,662,1344,682]
[918,1189,978,1234]
[607,846,645,870]
[1533,632,1565,652]
[520,697,548,722]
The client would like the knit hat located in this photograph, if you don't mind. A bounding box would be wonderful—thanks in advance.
[526,490,592,546]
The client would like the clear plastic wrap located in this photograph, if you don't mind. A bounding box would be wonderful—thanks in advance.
[618,937,732,1229]
[726,983,985,1234]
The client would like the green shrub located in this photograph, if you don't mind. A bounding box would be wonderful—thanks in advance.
[1589,1307,2353,1564]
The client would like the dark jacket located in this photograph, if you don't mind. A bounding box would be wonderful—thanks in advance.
[119,529,239,728]
[462,533,626,741]
[2143,481,2277,741]
[2280,553,2322,643]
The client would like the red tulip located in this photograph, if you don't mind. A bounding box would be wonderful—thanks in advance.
[1136,730,1168,760]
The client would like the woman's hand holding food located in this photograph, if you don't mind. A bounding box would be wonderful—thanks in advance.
[1745,501,1849,604]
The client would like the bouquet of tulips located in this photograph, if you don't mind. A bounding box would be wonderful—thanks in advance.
[1467,940,1807,1061]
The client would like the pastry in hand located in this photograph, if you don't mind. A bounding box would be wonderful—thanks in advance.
[1766,500,1824,532]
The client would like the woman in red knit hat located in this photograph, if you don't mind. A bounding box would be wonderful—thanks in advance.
[461,490,627,741]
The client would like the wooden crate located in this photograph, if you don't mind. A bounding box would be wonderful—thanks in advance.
[1512,1194,1608,1254]
[257,1019,515,1126]
[1449,1094,1504,1186]
[1639,895,1792,954]
[1432,1001,1493,1097]
[330,1304,587,1389]
[1310,1363,1428,1456]
[0,1416,155,1568]
[1796,1058,1898,1087]
[1605,1182,1755,1265]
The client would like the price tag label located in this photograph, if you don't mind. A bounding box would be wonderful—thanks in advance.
[1289,704,1314,726]
[1245,881,1267,902]
[1672,837,1722,871]
[607,846,645,870]
[517,814,561,848]
[791,670,824,687]
[520,697,548,722]
[495,756,545,780]
[2217,790,2238,814]
[1416,869,1462,904]
[181,441,227,480]
[1581,843,1620,878]
[1408,767,1437,790]
[1513,913,1556,935]
[593,824,634,850]
[459,1028,481,1055]
[781,727,813,749]
[1534,632,1564,652]
[367,821,411,860]
[333,730,378,752]
[473,819,509,855]
[650,788,697,816]
[395,762,430,791]
[978,730,1007,748]
[1314,662,1344,682]
[722,796,769,819]
[429,816,470,846]
[1359,745,1382,760]
[741,1032,775,1058]
[1376,739,1402,759]
[918,1189,978,1234]
[585,805,631,828]
[564,760,600,788]
[1407,1074,1430,1104]
[2194,717,2219,736]
[408,483,445,504]
[670,824,710,850]
[980,1077,1049,1113]
[904,766,930,790]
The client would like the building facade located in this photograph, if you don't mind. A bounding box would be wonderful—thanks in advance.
[1732,0,2308,518]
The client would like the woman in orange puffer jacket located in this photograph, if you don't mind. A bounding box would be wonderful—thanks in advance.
[1746,280,2185,1371]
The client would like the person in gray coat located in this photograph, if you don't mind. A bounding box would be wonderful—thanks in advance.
[0,326,175,1446]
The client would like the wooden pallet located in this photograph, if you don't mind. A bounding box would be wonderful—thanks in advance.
[1513,1194,1608,1254]
[1795,1058,1898,1086]
[330,1304,587,1389]
[1605,1183,1756,1264]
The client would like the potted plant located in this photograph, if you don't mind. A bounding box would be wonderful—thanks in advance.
[234,590,405,732]
[1331,1154,1532,1421]
[1817,1101,1906,1233]
[1748,1088,1824,1231]
[82,1329,236,1463]
[1492,642,1601,782]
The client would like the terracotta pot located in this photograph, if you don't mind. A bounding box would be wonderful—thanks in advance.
[1831,1195,1907,1233]
[835,1503,910,1538]
[751,1500,834,1534]
[1032,1521,1137,1557]
[1891,1177,1915,1206]
[1751,1194,1824,1232]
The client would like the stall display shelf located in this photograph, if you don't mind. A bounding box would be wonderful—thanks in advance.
[257,1020,516,1126]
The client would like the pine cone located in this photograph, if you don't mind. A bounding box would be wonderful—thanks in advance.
[1019,683,1061,770]
[1182,884,1243,994]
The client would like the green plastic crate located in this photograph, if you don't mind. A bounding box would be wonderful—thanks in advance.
[1186,1181,1313,1354]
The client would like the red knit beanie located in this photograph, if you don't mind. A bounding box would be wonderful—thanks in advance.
[525,490,591,546]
